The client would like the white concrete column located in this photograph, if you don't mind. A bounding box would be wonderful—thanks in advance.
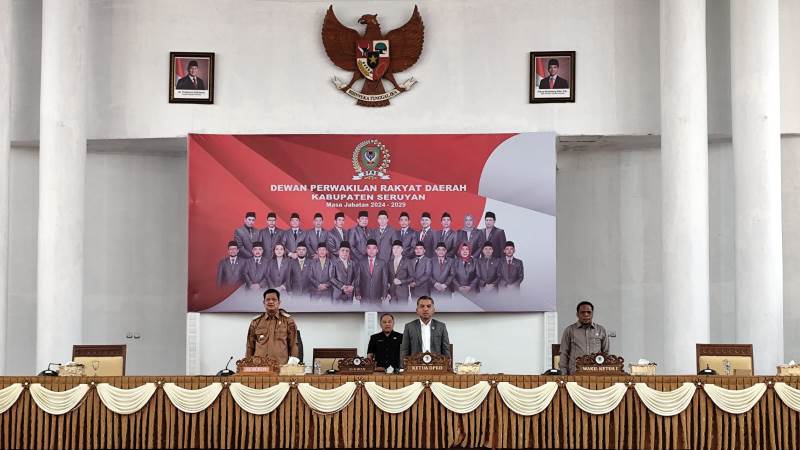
[660,0,710,374]
[731,0,783,373]
[36,0,88,370]
[0,0,12,374]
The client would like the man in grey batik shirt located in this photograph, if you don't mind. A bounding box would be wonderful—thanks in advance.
[559,301,610,374]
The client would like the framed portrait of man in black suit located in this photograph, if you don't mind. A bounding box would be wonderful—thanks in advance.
[169,52,215,104]
[530,51,575,104]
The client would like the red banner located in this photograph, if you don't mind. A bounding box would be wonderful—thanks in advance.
[188,133,555,313]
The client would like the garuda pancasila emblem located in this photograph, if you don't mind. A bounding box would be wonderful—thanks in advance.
[322,5,424,107]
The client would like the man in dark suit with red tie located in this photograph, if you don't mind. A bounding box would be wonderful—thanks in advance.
[538,58,569,90]
[176,60,206,90]
[499,241,525,291]
[356,239,388,304]
[417,212,435,256]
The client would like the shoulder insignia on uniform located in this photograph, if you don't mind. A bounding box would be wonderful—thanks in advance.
[251,313,265,321]
[280,309,292,318]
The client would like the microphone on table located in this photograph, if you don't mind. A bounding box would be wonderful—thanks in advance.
[216,356,235,376]
[326,358,339,374]
[38,363,60,377]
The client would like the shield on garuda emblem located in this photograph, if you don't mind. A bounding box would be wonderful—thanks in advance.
[355,39,390,81]
[360,144,383,170]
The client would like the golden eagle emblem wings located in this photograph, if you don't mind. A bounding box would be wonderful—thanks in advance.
[322,5,424,107]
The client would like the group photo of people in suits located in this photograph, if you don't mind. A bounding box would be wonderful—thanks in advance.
[216,209,525,305]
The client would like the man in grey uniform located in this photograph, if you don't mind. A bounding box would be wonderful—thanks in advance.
[306,213,329,256]
[289,242,313,297]
[435,212,459,258]
[430,242,454,299]
[348,210,372,265]
[558,301,610,375]
[373,210,396,261]
[480,211,507,258]
[309,243,333,301]
[326,212,347,255]
[417,212,435,256]
[476,242,501,295]
[329,241,360,302]
[217,240,245,287]
[396,211,417,258]
[243,241,269,289]
[233,211,259,259]
[398,296,451,368]
[284,212,307,259]
[409,242,432,297]
[259,211,285,255]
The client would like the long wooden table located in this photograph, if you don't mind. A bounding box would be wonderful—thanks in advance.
[1,374,799,449]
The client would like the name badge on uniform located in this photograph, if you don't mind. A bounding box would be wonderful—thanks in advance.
[257,334,267,343]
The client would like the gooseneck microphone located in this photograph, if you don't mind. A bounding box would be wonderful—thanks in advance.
[216,356,235,376]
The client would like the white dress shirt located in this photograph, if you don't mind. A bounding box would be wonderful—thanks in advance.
[420,319,432,353]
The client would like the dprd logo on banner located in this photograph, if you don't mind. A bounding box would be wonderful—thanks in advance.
[352,139,391,180]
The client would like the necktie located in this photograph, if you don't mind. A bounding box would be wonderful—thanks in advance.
[549,77,555,89]
[293,229,298,239]
[439,258,444,269]
[443,230,448,240]
[230,258,235,265]
[338,228,343,239]
[466,230,471,240]
[380,228,385,236]
[192,77,197,87]
[271,229,275,238]
[299,259,304,270]
[415,258,420,270]
[421,229,427,241]
[486,228,490,239]
[317,230,321,241]
[255,258,260,264]
[369,258,374,274]
[247,227,252,239]
[401,229,406,237]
